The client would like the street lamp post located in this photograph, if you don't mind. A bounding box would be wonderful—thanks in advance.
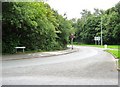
[101,17,103,46]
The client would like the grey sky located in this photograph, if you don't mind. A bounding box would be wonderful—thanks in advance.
[46,0,120,19]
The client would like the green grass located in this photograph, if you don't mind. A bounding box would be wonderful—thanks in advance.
[73,43,118,49]
[106,49,120,68]
[106,50,119,59]
[80,44,104,48]
[107,45,118,49]
[72,43,103,48]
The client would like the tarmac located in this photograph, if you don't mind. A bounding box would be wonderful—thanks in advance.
[2,46,118,85]
[2,46,120,71]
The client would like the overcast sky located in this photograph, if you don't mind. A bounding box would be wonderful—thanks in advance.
[46,0,120,19]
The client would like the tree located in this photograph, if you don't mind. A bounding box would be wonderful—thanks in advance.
[2,2,73,53]
[74,1,120,45]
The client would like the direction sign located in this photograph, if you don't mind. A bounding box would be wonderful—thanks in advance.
[94,37,100,41]
[70,34,75,39]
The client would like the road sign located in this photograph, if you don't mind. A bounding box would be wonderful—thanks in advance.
[94,36,101,45]
[94,37,100,41]
[70,34,75,39]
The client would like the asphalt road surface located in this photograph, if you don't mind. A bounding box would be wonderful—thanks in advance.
[2,46,118,85]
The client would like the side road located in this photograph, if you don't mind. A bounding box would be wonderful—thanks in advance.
[2,47,78,61]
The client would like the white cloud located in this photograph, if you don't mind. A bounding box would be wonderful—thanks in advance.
[46,0,120,19]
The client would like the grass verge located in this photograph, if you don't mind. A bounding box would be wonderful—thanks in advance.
[106,50,119,59]
[73,43,118,49]
[106,49,120,68]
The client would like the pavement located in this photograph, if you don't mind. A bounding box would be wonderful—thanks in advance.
[2,46,118,85]
[2,46,78,61]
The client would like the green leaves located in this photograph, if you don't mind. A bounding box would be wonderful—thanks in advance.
[74,2,120,45]
[2,2,72,53]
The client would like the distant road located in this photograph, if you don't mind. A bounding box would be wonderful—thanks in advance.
[2,46,118,85]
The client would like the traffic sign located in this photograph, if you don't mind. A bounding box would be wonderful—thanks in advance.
[70,34,75,39]
[94,37,100,41]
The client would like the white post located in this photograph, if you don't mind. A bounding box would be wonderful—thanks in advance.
[104,44,107,49]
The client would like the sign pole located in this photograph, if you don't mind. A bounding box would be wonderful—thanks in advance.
[71,38,73,49]
[70,34,75,50]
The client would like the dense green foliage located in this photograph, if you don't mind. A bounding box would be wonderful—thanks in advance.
[2,1,120,54]
[74,2,120,45]
[2,2,73,53]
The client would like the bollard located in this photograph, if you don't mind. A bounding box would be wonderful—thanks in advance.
[104,44,107,49]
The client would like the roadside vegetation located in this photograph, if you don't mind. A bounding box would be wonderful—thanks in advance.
[107,50,119,58]
[2,2,74,54]
[73,2,120,45]
[107,49,120,68]
[106,46,120,68]
[73,43,104,48]
[73,43,118,49]
[2,1,120,54]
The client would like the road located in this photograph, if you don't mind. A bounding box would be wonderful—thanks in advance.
[2,46,118,85]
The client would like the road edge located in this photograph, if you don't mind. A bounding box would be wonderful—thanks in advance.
[2,48,79,61]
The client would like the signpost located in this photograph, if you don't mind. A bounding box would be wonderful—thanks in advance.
[70,34,75,49]
[94,36,100,45]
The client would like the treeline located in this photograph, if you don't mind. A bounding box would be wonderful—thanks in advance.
[2,2,74,53]
[2,2,120,53]
[73,1,120,45]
